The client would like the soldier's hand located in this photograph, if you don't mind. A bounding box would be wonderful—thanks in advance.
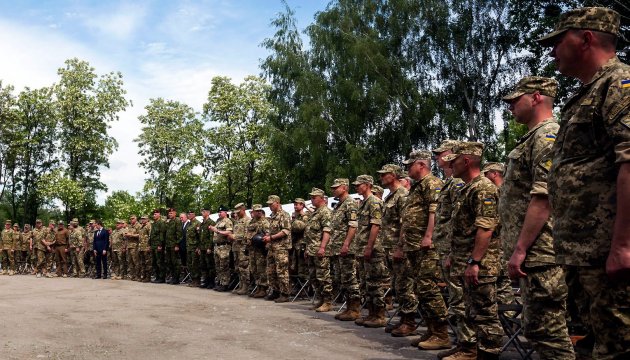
[195,248,201,255]
[317,248,325,258]
[420,235,432,250]
[263,235,271,243]
[340,245,349,257]
[64,248,69,253]
[443,256,451,269]
[47,246,52,252]
[464,264,479,286]
[393,248,404,262]
[76,248,80,253]
[206,248,212,255]
[508,248,527,279]
[174,246,179,252]
[102,250,107,256]
[94,250,97,256]
[606,247,630,281]
[363,248,372,261]
[157,246,162,252]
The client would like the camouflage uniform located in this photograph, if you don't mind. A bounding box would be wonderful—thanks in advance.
[85,224,95,277]
[69,224,86,276]
[330,188,360,303]
[213,216,233,287]
[184,217,201,283]
[150,216,166,281]
[199,215,216,286]
[110,226,125,278]
[246,208,270,291]
[18,228,30,272]
[232,209,251,291]
[538,8,630,359]
[266,198,292,296]
[125,221,142,280]
[290,206,309,283]
[1,222,15,273]
[138,218,152,281]
[304,194,334,303]
[164,216,183,282]
[45,223,56,272]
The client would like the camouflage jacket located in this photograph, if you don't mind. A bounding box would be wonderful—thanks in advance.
[139,222,151,251]
[549,57,630,266]
[184,218,201,248]
[268,210,291,250]
[233,216,251,245]
[291,211,309,249]
[164,218,183,248]
[246,217,270,248]
[69,227,85,248]
[149,219,166,249]
[125,222,142,249]
[111,229,125,252]
[214,217,233,245]
[330,196,358,256]
[353,194,383,254]
[500,119,558,267]
[401,174,443,253]
[432,176,465,255]
[450,175,501,277]
[379,185,408,250]
[199,217,216,249]
[33,227,47,251]
[304,205,333,257]
[86,228,95,250]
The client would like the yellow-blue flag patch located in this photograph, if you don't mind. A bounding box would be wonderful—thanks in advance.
[622,79,630,89]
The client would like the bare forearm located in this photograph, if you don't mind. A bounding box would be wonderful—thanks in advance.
[366,225,380,250]
[612,163,630,249]
[515,195,550,253]
[342,227,357,249]
[424,212,436,239]
[471,228,492,261]
[319,232,331,250]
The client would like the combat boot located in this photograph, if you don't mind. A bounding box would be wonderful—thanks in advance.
[355,303,374,326]
[411,319,434,346]
[384,294,394,311]
[275,293,290,303]
[336,299,361,321]
[363,306,387,328]
[215,284,228,292]
[391,313,418,337]
[236,286,250,296]
[265,290,279,301]
[253,286,268,298]
[315,300,333,312]
[418,320,451,350]
[442,345,476,360]
[231,283,242,294]
[311,298,324,310]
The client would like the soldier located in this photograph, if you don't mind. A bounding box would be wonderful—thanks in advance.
[304,188,334,310]
[330,178,361,321]
[371,185,384,200]
[199,207,216,289]
[247,204,271,298]
[499,76,575,359]
[45,220,56,274]
[32,220,48,277]
[229,204,251,294]
[15,223,28,273]
[85,220,96,278]
[124,215,141,281]
[68,218,87,277]
[209,206,233,292]
[150,209,166,283]
[400,176,412,191]
[164,208,183,285]
[1,220,15,275]
[138,215,152,282]
[53,221,69,278]
[290,198,309,288]
[110,220,125,280]
[184,210,202,287]
[352,175,390,328]
[443,142,504,360]
[537,7,630,358]
[263,195,292,301]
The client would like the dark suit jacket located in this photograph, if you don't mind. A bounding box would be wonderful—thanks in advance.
[93,228,110,252]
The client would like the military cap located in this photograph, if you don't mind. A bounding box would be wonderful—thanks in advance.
[266,195,281,204]
[433,139,461,154]
[233,203,246,210]
[57,220,64,225]
[397,170,409,179]
[251,204,264,211]
[308,187,326,197]
[49,220,55,225]
[152,208,162,214]
[167,208,176,213]
[442,142,485,161]
[402,149,432,164]
[140,215,148,220]
[482,162,505,174]
[330,178,349,188]
[537,7,621,47]
[201,206,210,212]
[5,220,11,225]
[293,198,306,204]
[71,217,79,224]
[502,76,559,101]
[35,219,42,223]
[89,219,95,224]
[13,223,19,228]
[352,175,374,185]
[372,185,384,195]
[116,219,124,224]
[377,164,404,177]
[130,214,138,219]
[218,205,229,212]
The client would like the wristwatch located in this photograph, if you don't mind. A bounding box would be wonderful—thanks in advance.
[466,257,481,266]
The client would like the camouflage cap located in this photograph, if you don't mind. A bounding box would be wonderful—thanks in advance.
[266,195,281,204]
[376,164,403,177]
[537,7,621,47]
[397,170,409,179]
[502,76,559,101]
[58,220,64,225]
[116,219,124,224]
[89,219,95,224]
[442,142,485,161]
[432,139,460,154]
[251,204,264,211]
[35,219,42,223]
[293,198,306,204]
[233,203,246,210]
[352,175,374,185]
[13,223,19,228]
[71,217,79,223]
[49,220,55,225]
[330,178,349,188]
[372,185,384,195]
[482,162,505,174]
[140,215,148,220]
[308,187,326,197]
[5,220,11,225]
[402,149,432,164]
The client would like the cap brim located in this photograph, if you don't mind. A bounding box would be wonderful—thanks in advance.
[401,159,413,165]
[442,154,460,162]
[351,181,363,185]
[536,29,567,47]
[501,91,525,102]
[376,169,390,174]
[265,201,274,204]
[432,147,447,154]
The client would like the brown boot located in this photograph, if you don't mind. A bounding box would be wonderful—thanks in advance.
[442,345,476,360]
[391,313,417,337]
[253,286,268,298]
[236,285,250,295]
[275,294,290,303]
[363,306,387,328]
[411,319,434,346]
[418,320,451,350]
[315,301,333,312]
[385,317,403,334]
[311,298,324,310]
[355,303,374,326]
[384,294,394,311]
[336,299,361,321]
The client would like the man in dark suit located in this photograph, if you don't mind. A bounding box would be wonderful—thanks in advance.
[93,221,109,279]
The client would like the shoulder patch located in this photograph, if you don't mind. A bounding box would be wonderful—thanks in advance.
[621,79,630,88]
[542,159,553,171]
[435,187,441,193]
[456,183,464,187]
[544,134,556,142]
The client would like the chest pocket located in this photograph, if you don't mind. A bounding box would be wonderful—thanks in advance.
[559,105,600,158]
[506,146,527,180]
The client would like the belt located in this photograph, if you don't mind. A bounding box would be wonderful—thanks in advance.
[215,242,230,246]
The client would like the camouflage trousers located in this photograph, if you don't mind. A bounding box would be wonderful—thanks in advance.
[463,276,504,355]
[389,249,406,301]
[111,251,123,277]
[398,249,448,320]
[1,249,15,271]
[200,248,214,282]
[232,242,249,287]
[520,265,574,360]
[126,248,140,279]
[330,255,341,292]
[441,258,476,344]
[165,247,180,280]
[266,246,290,295]
[565,265,630,360]
[152,248,165,280]
[186,249,201,280]
[69,248,86,276]
[496,257,515,306]
[307,255,333,300]
[358,248,390,308]
[249,247,267,288]
[138,250,151,280]
[337,254,361,302]
[54,246,68,276]
[214,244,231,286]
[290,245,308,280]
[35,249,48,273]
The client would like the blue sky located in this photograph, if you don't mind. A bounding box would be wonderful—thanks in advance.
[0,0,327,202]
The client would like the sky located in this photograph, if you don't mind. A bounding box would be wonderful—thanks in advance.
[0,0,327,203]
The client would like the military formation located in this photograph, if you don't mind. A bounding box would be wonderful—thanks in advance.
[0,7,628,360]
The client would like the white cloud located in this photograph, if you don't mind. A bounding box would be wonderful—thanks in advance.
[81,3,147,40]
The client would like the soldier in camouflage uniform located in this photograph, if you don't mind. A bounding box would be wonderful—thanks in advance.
[164,208,183,285]
[290,199,309,288]
[45,220,56,274]
[304,188,334,310]
[330,178,361,321]
[209,206,233,292]
[443,142,504,360]
[247,204,271,298]
[85,220,96,277]
[68,219,87,277]
[183,210,202,287]
[263,195,292,301]
[199,207,216,289]
[124,215,141,281]
[230,204,251,294]
[499,76,575,359]
[1,220,15,275]
[11,224,22,273]
[138,215,152,282]
[150,209,166,283]
[17,224,31,274]
[32,220,48,277]
[538,7,630,359]
[352,175,390,328]
[110,220,126,280]
[375,167,400,313]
